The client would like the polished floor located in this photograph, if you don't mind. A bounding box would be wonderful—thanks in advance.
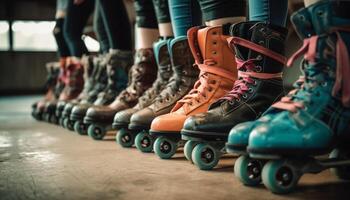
[0,96,349,200]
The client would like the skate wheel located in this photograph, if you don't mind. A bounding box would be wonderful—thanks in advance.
[184,140,198,163]
[74,121,87,135]
[262,160,299,194]
[117,129,135,148]
[49,114,58,124]
[154,136,177,159]
[234,155,262,186]
[329,149,350,180]
[58,117,64,126]
[63,117,69,129]
[192,143,219,170]
[135,131,154,152]
[87,124,106,140]
[67,119,74,131]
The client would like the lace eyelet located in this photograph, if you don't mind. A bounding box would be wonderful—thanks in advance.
[236,98,241,102]
[242,94,248,99]
[229,100,235,105]
[321,82,327,87]
[248,88,254,93]
[256,66,262,72]
[252,80,257,86]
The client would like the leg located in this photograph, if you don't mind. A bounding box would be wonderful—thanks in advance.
[249,0,288,27]
[134,0,159,49]
[198,0,246,26]
[97,0,132,51]
[63,0,95,59]
[93,0,110,54]
[168,0,202,37]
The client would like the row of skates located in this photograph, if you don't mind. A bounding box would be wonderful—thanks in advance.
[32,1,350,194]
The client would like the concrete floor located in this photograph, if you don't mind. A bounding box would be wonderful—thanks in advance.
[0,96,349,200]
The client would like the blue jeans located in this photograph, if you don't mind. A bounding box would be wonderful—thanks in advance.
[249,0,288,27]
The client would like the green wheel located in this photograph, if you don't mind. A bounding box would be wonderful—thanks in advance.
[192,143,219,170]
[117,129,135,148]
[234,155,262,186]
[135,131,154,152]
[63,117,69,129]
[74,121,87,135]
[184,140,198,163]
[329,149,350,180]
[262,160,299,194]
[154,136,178,159]
[58,117,64,126]
[66,119,74,131]
[49,114,58,124]
[87,124,106,140]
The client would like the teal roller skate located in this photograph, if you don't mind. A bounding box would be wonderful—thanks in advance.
[241,1,350,194]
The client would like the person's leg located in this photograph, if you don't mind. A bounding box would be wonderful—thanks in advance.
[134,0,159,49]
[93,0,109,54]
[97,0,132,51]
[54,17,71,58]
[168,0,202,37]
[152,0,173,39]
[63,0,95,60]
[249,0,288,27]
[198,0,246,26]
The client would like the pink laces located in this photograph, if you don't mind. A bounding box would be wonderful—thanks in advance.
[221,37,286,101]
[177,59,235,106]
[273,27,350,112]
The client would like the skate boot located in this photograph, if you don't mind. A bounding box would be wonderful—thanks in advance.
[61,55,96,130]
[150,25,237,159]
[54,57,85,125]
[237,1,350,194]
[182,22,287,170]
[42,58,67,123]
[32,61,61,121]
[113,39,173,148]
[72,50,132,135]
[85,49,157,140]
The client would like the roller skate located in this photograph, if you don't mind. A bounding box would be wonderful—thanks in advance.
[32,61,61,121]
[182,22,287,170]
[150,25,237,159]
[42,58,67,124]
[236,1,350,194]
[61,55,96,130]
[70,55,110,135]
[85,49,157,140]
[72,50,132,135]
[113,39,172,148]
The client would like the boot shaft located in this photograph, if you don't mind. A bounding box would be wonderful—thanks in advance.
[106,49,134,93]
[111,48,157,109]
[189,25,237,76]
[230,22,287,74]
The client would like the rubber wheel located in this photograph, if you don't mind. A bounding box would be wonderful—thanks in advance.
[87,124,106,140]
[234,155,262,186]
[329,149,350,180]
[66,119,74,131]
[58,117,64,126]
[262,160,299,194]
[63,117,69,129]
[154,136,178,159]
[74,121,87,135]
[192,143,219,170]
[49,114,58,124]
[135,131,154,152]
[117,129,135,148]
[184,140,198,163]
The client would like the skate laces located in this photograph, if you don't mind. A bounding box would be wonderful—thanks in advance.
[273,27,350,112]
[221,37,285,102]
[177,59,235,106]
